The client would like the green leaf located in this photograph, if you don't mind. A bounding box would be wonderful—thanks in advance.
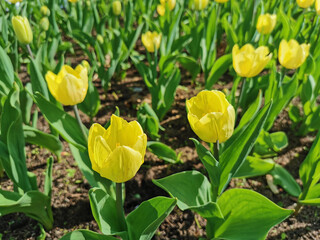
[0,45,14,95]
[88,188,125,235]
[213,189,293,240]
[20,83,33,124]
[29,58,49,99]
[0,190,53,230]
[205,54,232,90]
[270,164,301,197]
[126,197,176,240]
[178,55,200,81]
[153,171,211,210]
[60,230,118,240]
[34,92,87,150]
[190,201,224,219]
[23,125,63,158]
[44,157,54,198]
[147,141,178,164]
[78,79,100,118]
[298,198,320,206]
[234,156,275,178]
[219,102,272,194]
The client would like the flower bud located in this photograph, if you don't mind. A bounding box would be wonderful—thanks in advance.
[112,1,122,16]
[189,0,209,10]
[45,65,88,106]
[256,14,277,35]
[157,4,165,16]
[278,39,310,69]
[232,44,272,78]
[160,0,176,10]
[40,17,49,31]
[141,31,162,53]
[88,115,147,183]
[296,0,314,8]
[215,0,228,3]
[186,90,235,143]
[40,6,50,16]
[97,34,104,44]
[11,16,33,44]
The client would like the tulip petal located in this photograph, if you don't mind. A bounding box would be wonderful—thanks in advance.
[88,123,107,170]
[93,135,112,171]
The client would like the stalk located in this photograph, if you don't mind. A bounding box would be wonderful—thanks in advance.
[212,140,220,202]
[26,44,34,59]
[73,105,88,141]
[116,182,126,230]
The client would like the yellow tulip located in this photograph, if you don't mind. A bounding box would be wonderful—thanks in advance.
[11,16,33,44]
[88,115,147,183]
[112,1,122,16]
[141,31,162,53]
[40,6,50,16]
[215,0,229,3]
[316,0,320,14]
[256,14,277,35]
[186,90,235,143]
[278,39,310,69]
[160,0,176,10]
[189,0,209,10]
[45,65,88,106]
[232,44,272,78]
[9,0,22,3]
[68,0,78,3]
[296,0,314,8]
[157,5,166,16]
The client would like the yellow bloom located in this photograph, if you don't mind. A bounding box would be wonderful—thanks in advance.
[11,16,33,44]
[45,65,88,106]
[189,0,209,10]
[9,0,22,3]
[112,1,122,16]
[316,0,320,14]
[141,31,162,53]
[40,6,50,16]
[157,4,166,16]
[278,39,310,69]
[160,0,176,10]
[256,14,277,35]
[232,44,272,78]
[187,90,235,143]
[68,0,78,3]
[215,0,228,3]
[88,115,147,183]
[296,0,314,8]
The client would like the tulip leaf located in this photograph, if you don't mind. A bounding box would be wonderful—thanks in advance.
[126,197,176,240]
[29,58,49,99]
[153,171,211,210]
[60,230,118,240]
[69,144,115,198]
[0,45,14,95]
[304,184,320,201]
[299,198,320,206]
[23,125,63,158]
[0,190,53,230]
[88,188,125,236]
[233,156,275,179]
[34,92,87,150]
[147,141,179,164]
[219,102,272,194]
[211,189,293,240]
[20,83,34,125]
[270,164,301,197]
[78,79,100,118]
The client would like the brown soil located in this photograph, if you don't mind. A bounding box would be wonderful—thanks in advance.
[1,64,320,240]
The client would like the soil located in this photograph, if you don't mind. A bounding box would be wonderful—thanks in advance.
[1,59,320,240]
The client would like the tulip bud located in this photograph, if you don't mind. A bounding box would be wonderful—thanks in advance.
[68,0,78,3]
[186,90,235,143]
[40,17,50,31]
[141,31,162,53]
[86,0,91,8]
[40,6,50,16]
[160,0,176,10]
[215,0,229,3]
[45,65,88,106]
[278,39,310,70]
[112,1,122,16]
[316,0,320,14]
[157,4,165,16]
[296,0,314,8]
[189,0,209,10]
[88,115,147,183]
[232,44,272,78]
[9,0,22,4]
[256,14,277,35]
[97,34,104,44]
[11,16,33,44]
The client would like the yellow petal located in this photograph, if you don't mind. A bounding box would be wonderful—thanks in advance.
[88,123,107,171]
[93,135,112,171]
[157,4,165,16]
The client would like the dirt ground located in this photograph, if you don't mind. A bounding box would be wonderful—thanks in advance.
[0,62,320,240]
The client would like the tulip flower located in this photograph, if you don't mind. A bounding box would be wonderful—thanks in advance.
[88,115,147,183]
[189,0,209,10]
[256,14,277,35]
[316,0,320,14]
[157,0,176,16]
[40,17,49,31]
[40,6,50,16]
[186,90,235,143]
[278,39,310,69]
[157,5,166,16]
[9,0,22,3]
[112,1,122,16]
[215,0,229,3]
[296,0,314,8]
[11,16,33,44]
[68,0,78,2]
[45,65,88,106]
[141,31,162,53]
[232,44,272,78]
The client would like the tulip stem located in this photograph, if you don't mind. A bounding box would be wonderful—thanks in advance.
[73,105,88,141]
[116,182,127,230]
[26,44,34,59]
[213,140,220,162]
